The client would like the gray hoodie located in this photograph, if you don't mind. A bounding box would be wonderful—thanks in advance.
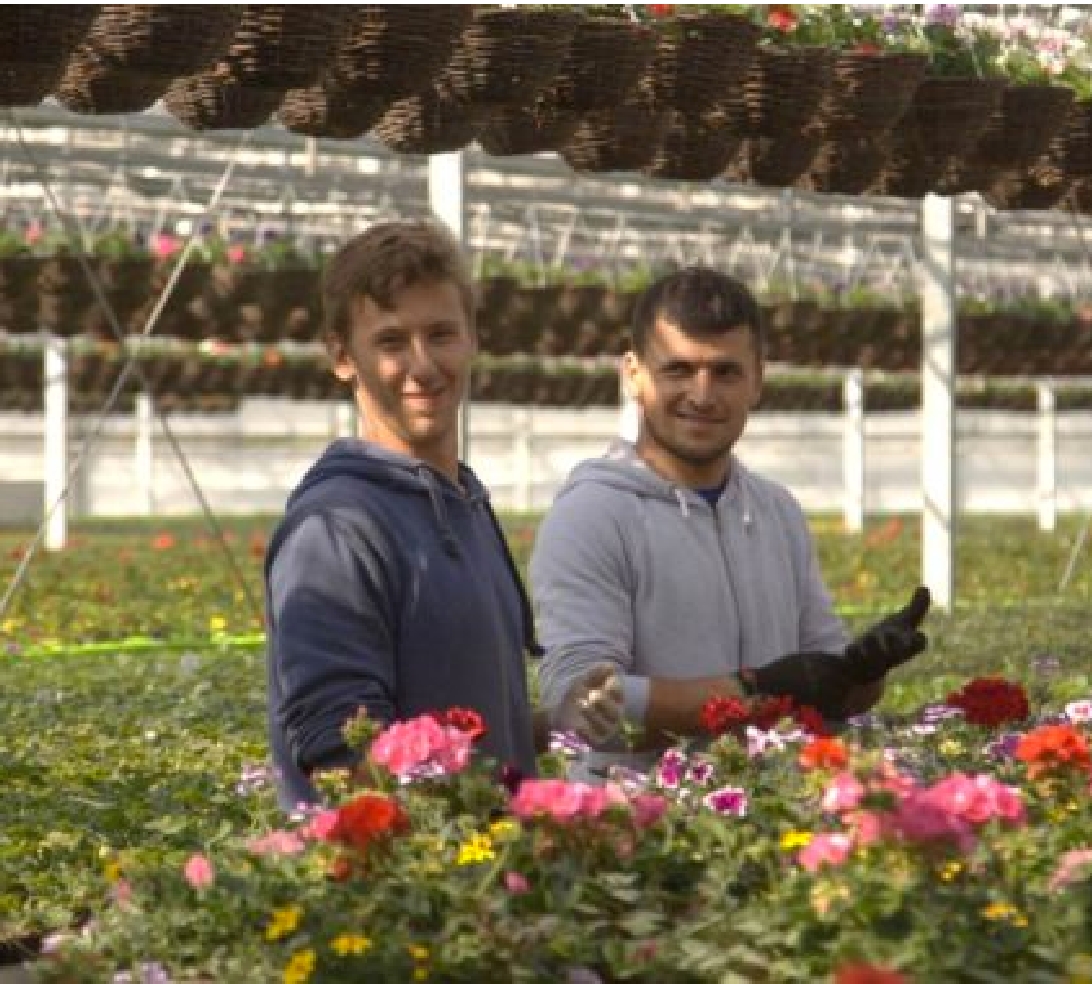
[530,440,849,728]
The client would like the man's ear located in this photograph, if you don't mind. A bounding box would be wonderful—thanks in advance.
[325,331,355,383]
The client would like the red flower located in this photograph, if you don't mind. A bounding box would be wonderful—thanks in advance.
[331,793,409,852]
[945,677,1029,728]
[647,3,674,16]
[435,706,487,741]
[700,695,750,736]
[767,6,798,32]
[835,964,911,984]
[793,705,829,736]
[1015,723,1091,779]
[151,533,176,551]
[750,695,795,731]
[799,737,849,771]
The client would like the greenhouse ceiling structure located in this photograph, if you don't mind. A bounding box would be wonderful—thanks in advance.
[4,4,1092,608]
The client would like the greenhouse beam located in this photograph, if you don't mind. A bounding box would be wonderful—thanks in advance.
[43,335,68,550]
[920,194,955,610]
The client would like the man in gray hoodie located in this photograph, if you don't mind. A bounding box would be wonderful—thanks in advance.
[530,267,929,768]
[265,220,622,810]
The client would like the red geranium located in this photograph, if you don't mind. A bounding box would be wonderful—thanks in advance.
[435,706,487,741]
[835,964,911,984]
[700,695,751,736]
[750,695,795,731]
[646,3,674,16]
[799,736,849,771]
[331,793,409,852]
[945,677,1029,728]
[1015,723,1091,779]
[792,704,829,737]
[767,5,798,32]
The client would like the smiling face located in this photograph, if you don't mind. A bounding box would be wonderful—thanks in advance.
[623,316,763,489]
[328,278,476,480]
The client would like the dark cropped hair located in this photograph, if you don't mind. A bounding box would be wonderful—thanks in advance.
[322,219,475,342]
[629,267,764,357]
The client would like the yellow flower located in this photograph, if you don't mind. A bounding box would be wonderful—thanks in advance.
[331,934,372,957]
[982,901,1027,926]
[779,830,812,851]
[102,860,122,884]
[1067,953,1092,983]
[283,948,316,984]
[489,819,519,841]
[408,944,430,962]
[456,832,495,866]
[938,738,965,757]
[266,905,304,942]
[209,615,227,633]
[413,969,429,982]
[938,861,963,882]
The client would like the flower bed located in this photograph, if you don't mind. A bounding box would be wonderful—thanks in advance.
[32,683,1092,983]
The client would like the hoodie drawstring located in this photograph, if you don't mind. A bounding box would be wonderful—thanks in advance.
[675,489,690,518]
[418,466,461,558]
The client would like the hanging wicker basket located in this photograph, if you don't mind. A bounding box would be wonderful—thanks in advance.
[889,76,1005,160]
[641,12,761,113]
[740,45,835,139]
[815,51,928,140]
[984,167,1072,211]
[800,137,888,196]
[474,100,580,157]
[966,83,1075,177]
[372,84,478,155]
[552,17,656,112]
[278,83,392,139]
[562,100,670,174]
[55,49,171,114]
[164,67,284,131]
[644,108,743,181]
[439,7,579,108]
[0,7,98,107]
[222,6,346,90]
[728,135,822,188]
[327,5,472,98]
[1045,98,1092,178]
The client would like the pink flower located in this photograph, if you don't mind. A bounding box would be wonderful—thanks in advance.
[227,244,248,264]
[301,809,340,841]
[924,774,1025,826]
[702,785,748,817]
[369,715,473,778]
[247,829,306,856]
[887,795,974,852]
[152,233,181,260]
[798,832,852,871]
[111,879,132,908]
[821,772,865,814]
[1049,847,1092,891]
[631,793,669,828]
[655,749,686,789]
[24,221,42,245]
[504,871,530,894]
[183,853,214,889]
[509,779,627,823]
[1064,699,1092,724]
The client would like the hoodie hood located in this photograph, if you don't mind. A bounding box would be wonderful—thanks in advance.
[286,439,487,558]
[556,438,749,519]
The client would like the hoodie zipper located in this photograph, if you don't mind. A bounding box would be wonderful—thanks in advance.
[711,497,746,674]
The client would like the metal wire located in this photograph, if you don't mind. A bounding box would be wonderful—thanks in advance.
[0,109,263,626]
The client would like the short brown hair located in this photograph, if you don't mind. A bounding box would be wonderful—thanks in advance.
[321,220,475,341]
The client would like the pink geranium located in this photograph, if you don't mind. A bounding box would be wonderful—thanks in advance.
[509,779,627,823]
[923,773,1025,826]
[798,832,853,871]
[247,829,306,856]
[1049,847,1092,891]
[369,715,473,778]
[183,853,214,889]
[821,772,865,814]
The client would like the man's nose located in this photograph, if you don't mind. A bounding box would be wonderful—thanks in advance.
[688,369,717,404]
[406,336,439,375]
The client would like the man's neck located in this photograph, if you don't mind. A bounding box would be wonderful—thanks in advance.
[636,440,730,491]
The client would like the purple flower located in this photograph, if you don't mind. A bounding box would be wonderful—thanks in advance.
[686,759,715,786]
[550,731,590,758]
[984,732,1022,761]
[703,785,748,817]
[656,749,686,790]
[235,762,275,796]
[924,4,961,28]
[920,703,965,725]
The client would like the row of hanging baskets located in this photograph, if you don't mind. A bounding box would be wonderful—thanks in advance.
[3,7,1092,205]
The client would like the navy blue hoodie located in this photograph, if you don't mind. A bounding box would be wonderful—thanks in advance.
[265,439,538,810]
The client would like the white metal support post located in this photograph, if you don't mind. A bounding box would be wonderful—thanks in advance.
[134,390,155,516]
[43,335,68,550]
[842,368,865,532]
[920,195,956,609]
[1037,379,1057,532]
[427,151,469,461]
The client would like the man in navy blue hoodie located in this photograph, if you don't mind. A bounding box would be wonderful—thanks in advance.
[265,220,622,810]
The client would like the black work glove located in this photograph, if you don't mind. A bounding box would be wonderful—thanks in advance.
[838,586,931,685]
[743,652,857,720]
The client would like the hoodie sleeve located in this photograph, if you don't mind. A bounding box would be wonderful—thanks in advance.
[268,508,398,775]
[788,500,851,655]
[530,485,645,720]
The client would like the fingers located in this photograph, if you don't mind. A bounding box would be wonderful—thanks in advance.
[896,586,932,629]
[582,663,621,691]
[577,680,623,744]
